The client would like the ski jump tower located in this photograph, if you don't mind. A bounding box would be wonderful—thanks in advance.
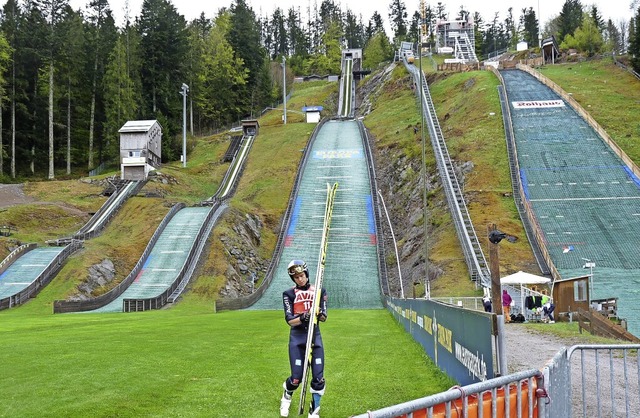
[434,13,478,63]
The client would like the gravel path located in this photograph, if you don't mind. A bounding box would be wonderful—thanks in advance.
[504,323,640,417]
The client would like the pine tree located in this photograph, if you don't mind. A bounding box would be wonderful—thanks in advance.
[473,12,484,58]
[631,8,640,72]
[58,7,85,174]
[590,5,605,34]
[38,0,69,179]
[85,0,116,170]
[605,19,622,55]
[388,0,407,45]
[104,35,138,161]
[558,0,584,44]
[138,0,188,160]
[195,12,248,128]
[0,0,19,178]
[521,7,539,48]
[344,9,364,49]
[0,33,10,177]
[363,31,393,69]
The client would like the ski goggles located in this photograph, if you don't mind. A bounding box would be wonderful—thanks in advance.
[288,265,306,275]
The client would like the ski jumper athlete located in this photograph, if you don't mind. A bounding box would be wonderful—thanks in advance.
[280,260,327,418]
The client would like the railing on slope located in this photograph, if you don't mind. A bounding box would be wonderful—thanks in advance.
[613,55,640,80]
[358,120,388,300]
[203,134,256,206]
[0,243,37,276]
[52,203,185,313]
[122,202,225,311]
[405,61,491,287]
[78,180,145,237]
[577,308,640,343]
[105,128,259,311]
[215,119,329,311]
[48,180,145,246]
[339,58,354,118]
[1,240,83,310]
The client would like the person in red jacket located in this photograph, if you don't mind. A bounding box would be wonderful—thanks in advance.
[502,289,513,323]
[280,260,327,418]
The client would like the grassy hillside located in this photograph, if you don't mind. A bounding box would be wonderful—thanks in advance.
[1,57,638,416]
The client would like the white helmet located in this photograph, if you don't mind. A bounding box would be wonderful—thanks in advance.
[287,260,309,281]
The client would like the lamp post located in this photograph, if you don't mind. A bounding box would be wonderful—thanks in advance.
[180,83,189,167]
[582,258,596,301]
[282,56,287,125]
[419,11,429,303]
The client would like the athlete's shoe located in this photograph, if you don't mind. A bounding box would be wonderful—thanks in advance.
[308,406,320,418]
[280,392,292,417]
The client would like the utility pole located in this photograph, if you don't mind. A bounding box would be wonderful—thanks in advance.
[180,83,189,167]
[419,3,429,299]
[282,56,287,125]
[488,224,502,315]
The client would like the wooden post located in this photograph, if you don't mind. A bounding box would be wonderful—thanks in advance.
[488,224,502,315]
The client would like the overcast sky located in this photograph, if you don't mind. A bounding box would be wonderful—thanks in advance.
[28,0,640,33]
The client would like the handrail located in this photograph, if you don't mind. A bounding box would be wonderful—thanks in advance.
[405,59,491,287]
[358,120,388,301]
[0,240,83,310]
[0,243,37,275]
[122,202,225,311]
[53,203,185,313]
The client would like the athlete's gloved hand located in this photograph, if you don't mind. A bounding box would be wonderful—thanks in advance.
[300,311,311,324]
[317,313,327,322]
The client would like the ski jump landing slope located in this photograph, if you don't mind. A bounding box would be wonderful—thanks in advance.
[501,69,640,334]
[249,120,382,310]
[0,247,66,299]
[86,207,212,313]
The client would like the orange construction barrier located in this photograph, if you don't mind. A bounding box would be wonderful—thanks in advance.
[398,379,538,418]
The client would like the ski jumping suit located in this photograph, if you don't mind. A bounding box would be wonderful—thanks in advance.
[282,283,328,395]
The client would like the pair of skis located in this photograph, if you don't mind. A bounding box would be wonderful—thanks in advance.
[297,182,339,416]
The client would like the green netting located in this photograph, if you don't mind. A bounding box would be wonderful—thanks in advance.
[89,207,211,313]
[502,69,640,335]
[250,120,382,310]
[0,247,64,298]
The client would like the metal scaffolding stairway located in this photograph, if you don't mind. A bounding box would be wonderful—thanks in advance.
[406,63,490,287]
[454,32,478,63]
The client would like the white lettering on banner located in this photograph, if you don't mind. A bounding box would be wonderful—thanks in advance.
[416,315,424,329]
[455,342,488,381]
[512,100,565,109]
[314,149,362,159]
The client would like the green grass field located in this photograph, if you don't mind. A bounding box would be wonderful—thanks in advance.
[0,298,455,417]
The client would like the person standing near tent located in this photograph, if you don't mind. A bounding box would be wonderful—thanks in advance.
[502,289,513,322]
[280,260,327,418]
[541,290,555,323]
[482,288,492,312]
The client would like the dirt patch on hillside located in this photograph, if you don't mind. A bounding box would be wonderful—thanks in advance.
[0,183,87,217]
[0,184,35,207]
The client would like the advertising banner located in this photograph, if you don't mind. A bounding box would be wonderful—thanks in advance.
[386,296,494,385]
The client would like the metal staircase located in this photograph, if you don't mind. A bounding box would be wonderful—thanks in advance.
[407,63,490,287]
[454,32,478,63]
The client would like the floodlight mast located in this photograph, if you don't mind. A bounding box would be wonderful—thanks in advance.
[180,83,189,167]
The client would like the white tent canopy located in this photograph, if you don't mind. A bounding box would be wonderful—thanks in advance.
[500,271,551,285]
[500,271,552,321]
